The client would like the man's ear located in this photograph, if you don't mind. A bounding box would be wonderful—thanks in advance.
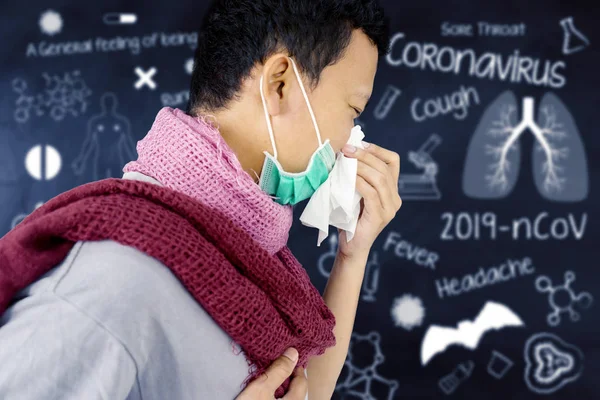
[260,55,295,117]
[261,73,281,117]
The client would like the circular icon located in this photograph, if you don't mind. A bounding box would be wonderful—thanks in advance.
[25,144,62,180]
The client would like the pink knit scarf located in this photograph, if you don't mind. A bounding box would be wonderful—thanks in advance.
[123,107,293,255]
[0,178,336,397]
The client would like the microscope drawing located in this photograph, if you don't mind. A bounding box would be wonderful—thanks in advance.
[398,134,442,200]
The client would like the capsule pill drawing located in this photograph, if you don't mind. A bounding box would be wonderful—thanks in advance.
[103,13,138,25]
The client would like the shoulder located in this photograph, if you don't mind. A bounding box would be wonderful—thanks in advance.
[52,239,182,301]
[50,239,241,364]
[3,239,250,398]
[52,240,251,397]
[0,273,139,398]
[50,239,195,331]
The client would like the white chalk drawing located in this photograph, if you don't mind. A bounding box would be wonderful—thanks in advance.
[398,134,442,200]
[11,201,44,229]
[334,331,399,400]
[12,71,92,123]
[524,332,584,394]
[25,144,62,181]
[391,294,425,331]
[383,231,439,270]
[361,252,380,302]
[317,234,381,302]
[438,361,474,395]
[560,17,590,55]
[421,301,524,366]
[39,10,62,36]
[185,58,194,75]
[72,93,137,180]
[463,91,589,202]
[374,84,401,120]
[103,13,137,25]
[385,32,566,89]
[487,350,514,379]
[318,232,338,278]
[411,86,480,123]
[439,211,588,241]
[134,66,158,90]
[535,270,593,326]
[160,90,190,107]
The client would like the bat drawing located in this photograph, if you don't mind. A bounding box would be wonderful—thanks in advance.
[421,301,524,365]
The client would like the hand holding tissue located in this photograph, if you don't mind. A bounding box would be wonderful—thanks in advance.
[300,125,365,246]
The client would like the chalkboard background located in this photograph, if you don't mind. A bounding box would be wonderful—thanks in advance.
[1,0,598,398]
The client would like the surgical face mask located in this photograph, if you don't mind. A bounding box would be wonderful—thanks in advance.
[258,56,337,205]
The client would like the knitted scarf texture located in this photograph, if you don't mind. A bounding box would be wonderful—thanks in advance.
[0,108,336,397]
[123,107,294,255]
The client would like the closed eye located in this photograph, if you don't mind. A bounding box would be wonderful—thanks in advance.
[351,106,362,118]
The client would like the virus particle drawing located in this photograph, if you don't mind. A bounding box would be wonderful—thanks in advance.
[391,294,425,331]
[39,10,63,36]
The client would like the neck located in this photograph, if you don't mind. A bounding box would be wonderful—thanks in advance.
[195,106,268,184]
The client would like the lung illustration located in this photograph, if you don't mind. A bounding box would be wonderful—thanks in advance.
[532,92,588,202]
[463,90,520,199]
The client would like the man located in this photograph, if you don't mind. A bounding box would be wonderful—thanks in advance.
[0,1,400,399]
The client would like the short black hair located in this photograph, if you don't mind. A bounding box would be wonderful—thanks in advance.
[186,0,391,115]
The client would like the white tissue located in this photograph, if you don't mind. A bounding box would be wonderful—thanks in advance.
[299,125,365,246]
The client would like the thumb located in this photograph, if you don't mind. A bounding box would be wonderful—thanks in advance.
[260,348,299,392]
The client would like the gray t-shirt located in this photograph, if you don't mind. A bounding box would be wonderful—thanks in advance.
[0,172,252,399]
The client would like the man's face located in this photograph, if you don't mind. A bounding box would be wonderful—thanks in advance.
[260,29,379,173]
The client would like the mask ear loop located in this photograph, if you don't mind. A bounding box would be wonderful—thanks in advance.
[288,56,323,147]
[259,74,278,160]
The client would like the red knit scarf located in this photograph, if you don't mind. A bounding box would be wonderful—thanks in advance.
[0,178,336,397]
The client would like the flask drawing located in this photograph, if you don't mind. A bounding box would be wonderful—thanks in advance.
[560,17,590,55]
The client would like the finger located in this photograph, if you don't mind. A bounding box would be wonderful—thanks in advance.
[259,348,298,393]
[356,160,395,213]
[343,145,399,198]
[283,368,308,400]
[355,175,384,214]
[361,142,401,182]
[292,366,306,378]
[343,145,389,180]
